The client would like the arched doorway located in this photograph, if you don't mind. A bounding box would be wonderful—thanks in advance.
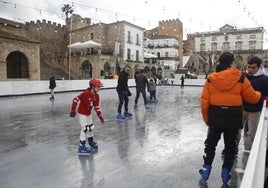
[151,66,156,76]
[7,51,29,78]
[81,60,92,78]
[157,67,163,80]
[104,61,112,79]
[144,66,150,77]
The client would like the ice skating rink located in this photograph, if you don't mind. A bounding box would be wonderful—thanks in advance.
[0,86,250,188]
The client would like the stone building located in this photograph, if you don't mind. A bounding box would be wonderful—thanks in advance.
[0,14,183,81]
[66,15,146,79]
[0,18,40,80]
[145,19,183,68]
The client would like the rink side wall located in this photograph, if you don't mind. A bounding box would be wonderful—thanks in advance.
[0,78,206,97]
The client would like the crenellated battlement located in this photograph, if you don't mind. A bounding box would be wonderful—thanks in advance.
[25,19,65,30]
[159,19,182,26]
[187,33,195,38]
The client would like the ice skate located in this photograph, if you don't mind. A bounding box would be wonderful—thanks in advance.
[88,137,98,150]
[89,140,98,150]
[77,144,91,155]
[199,165,211,183]
[116,113,125,120]
[221,168,231,184]
[145,105,150,110]
[124,111,133,118]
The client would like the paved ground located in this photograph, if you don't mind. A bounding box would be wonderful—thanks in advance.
[0,86,250,188]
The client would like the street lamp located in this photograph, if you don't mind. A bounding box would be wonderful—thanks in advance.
[68,14,73,80]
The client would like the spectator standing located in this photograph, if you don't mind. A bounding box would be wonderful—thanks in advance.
[180,75,184,88]
[237,56,268,144]
[69,79,105,155]
[49,73,56,100]
[134,69,150,110]
[116,65,133,120]
[199,51,261,185]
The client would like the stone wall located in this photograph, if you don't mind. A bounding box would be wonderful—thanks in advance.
[24,19,68,66]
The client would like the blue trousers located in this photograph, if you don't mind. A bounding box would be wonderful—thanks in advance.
[135,88,147,105]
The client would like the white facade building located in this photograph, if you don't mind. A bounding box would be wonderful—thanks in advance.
[195,24,264,53]
[146,36,179,70]
[123,24,144,62]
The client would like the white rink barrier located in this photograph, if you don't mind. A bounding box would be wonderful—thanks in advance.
[0,78,205,97]
[240,102,268,188]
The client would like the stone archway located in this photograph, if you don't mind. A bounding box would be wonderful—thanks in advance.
[144,66,150,77]
[157,67,163,79]
[81,60,93,79]
[151,66,156,76]
[7,51,29,78]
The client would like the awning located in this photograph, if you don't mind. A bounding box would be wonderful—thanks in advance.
[144,52,158,58]
[67,42,83,48]
[68,40,102,49]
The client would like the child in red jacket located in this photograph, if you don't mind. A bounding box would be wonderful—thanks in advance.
[70,79,104,155]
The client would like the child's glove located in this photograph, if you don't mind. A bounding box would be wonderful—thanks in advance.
[99,115,104,124]
[127,90,132,96]
[70,111,76,118]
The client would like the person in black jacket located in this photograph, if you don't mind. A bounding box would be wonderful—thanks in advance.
[49,73,56,100]
[134,69,150,110]
[116,65,133,120]
[237,56,268,144]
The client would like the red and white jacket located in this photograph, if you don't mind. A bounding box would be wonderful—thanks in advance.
[71,89,102,118]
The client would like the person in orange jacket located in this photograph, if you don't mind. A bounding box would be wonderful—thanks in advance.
[70,78,104,155]
[199,51,261,185]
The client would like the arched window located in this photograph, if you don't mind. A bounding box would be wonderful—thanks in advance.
[7,51,29,78]
[81,60,92,78]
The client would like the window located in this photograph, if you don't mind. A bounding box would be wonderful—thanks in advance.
[249,41,256,50]
[249,34,256,39]
[212,36,217,41]
[235,41,243,50]
[127,49,131,60]
[223,42,230,50]
[211,43,217,52]
[127,31,132,43]
[157,52,160,58]
[236,35,242,40]
[200,43,205,52]
[90,33,94,40]
[136,34,139,45]
[136,50,139,61]
[165,52,169,57]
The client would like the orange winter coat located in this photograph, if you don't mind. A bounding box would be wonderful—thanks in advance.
[201,67,261,128]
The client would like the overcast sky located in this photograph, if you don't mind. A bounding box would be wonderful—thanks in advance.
[0,0,267,47]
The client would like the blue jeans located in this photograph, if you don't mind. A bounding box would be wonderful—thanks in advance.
[117,89,129,114]
[135,88,147,105]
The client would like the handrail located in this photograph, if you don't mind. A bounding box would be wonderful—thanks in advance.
[240,101,268,188]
